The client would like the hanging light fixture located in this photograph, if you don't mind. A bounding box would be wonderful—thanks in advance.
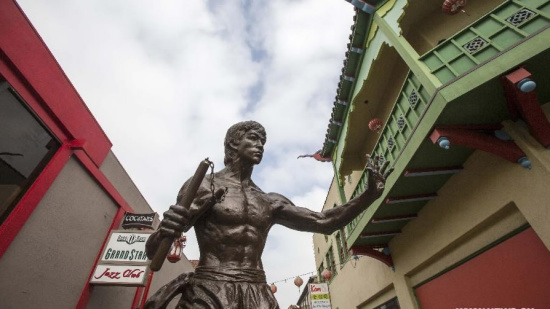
[351,254,360,268]
[270,283,278,294]
[442,0,469,15]
[368,118,383,133]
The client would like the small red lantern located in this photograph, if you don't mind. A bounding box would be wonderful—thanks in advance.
[270,283,277,294]
[442,0,467,15]
[294,276,304,290]
[167,234,187,263]
[368,118,383,133]
[321,269,332,281]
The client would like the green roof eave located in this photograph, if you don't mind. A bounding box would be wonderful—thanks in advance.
[320,1,390,158]
[321,10,371,157]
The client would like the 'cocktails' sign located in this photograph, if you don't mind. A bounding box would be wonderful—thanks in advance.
[121,212,157,230]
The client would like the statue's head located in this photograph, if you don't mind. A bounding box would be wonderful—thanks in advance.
[224,121,266,166]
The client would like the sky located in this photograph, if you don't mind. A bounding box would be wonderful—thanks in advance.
[17,0,354,306]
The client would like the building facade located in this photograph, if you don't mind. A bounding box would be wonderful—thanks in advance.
[0,1,192,308]
[314,0,550,308]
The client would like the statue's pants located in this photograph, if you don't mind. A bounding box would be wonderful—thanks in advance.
[177,267,279,309]
[144,267,279,309]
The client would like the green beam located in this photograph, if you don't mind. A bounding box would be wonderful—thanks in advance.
[373,13,442,95]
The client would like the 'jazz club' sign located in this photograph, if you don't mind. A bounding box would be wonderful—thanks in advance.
[90,230,153,286]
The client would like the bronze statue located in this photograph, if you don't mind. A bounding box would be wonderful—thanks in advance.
[145,121,393,309]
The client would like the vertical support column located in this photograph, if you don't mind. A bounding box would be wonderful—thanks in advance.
[502,119,550,250]
[393,274,421,309]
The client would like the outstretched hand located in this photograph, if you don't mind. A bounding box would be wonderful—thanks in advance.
[364,154,394,201]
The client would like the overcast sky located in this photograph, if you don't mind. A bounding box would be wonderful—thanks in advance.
[17,0,354,306]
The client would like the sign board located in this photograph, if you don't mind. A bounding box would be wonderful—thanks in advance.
[309,283,332,309]
[121,212,157,230]
[91,230,152,286]
[99,230,152,264]
[90,264,149,286]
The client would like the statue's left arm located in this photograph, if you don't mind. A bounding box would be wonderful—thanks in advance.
[272,155,393,235]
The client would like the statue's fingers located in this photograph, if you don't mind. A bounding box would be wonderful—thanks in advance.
[380,160,390,174]
[159,223,183,238]
[373,155,380,170]
[383,166,395,179]
[365,154,375,171]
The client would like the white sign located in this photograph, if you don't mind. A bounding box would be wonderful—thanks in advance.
[99,230,152,264]
[90,264,149,286]
[309,283,332,309]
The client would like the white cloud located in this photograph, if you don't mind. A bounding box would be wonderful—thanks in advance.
[17,0,354,306]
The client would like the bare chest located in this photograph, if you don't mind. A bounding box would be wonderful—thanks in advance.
[207,186,273,226]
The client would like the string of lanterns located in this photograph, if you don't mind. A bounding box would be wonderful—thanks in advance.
[269,254,364,294]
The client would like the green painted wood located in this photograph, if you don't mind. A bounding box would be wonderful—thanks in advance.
[374,14,441,94]
[346,92,449,247]
[345,28,550,248]
[344,70,433,236]
[420,0,550,84]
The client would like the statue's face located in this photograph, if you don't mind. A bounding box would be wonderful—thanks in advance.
[236,128,265,165]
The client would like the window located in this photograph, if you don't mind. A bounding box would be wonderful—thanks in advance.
[317,262,324,282]
[374,297,400,309]
[326,246,337,279]
[335,229,349,265]
[0,81,60,223]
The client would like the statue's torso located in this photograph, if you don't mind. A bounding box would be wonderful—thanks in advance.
[194,176,276,269]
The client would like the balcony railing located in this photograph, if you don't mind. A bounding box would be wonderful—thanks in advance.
[344,0,550,238]
[346,72,430,236]
[420,0,550,84]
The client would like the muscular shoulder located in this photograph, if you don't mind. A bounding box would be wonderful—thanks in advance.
[266,192,295,208]
[176,175,212,204]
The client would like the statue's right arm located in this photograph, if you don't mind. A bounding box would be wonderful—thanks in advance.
[146,178,211,259]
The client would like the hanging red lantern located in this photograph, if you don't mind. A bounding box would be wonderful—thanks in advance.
[442,0,467,15]
[294,276,304,289]
[321,269,332,281]
[270,283,277,294]
[368,118,383,133]
[167,234,187,263]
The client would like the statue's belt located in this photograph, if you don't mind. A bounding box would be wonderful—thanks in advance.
[193,266,267,283]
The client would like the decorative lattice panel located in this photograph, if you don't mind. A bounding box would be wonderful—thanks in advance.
[420,0,550,83]
[462,36,489,54]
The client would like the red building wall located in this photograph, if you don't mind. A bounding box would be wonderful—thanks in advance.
[416,227,550,309]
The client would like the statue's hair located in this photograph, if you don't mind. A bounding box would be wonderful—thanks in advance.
[224,121,266,166]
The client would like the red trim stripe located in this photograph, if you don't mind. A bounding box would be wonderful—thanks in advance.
[0,145,72,258]
[0,0,112,166]
[73,151,134,213]
[75,207,126,309]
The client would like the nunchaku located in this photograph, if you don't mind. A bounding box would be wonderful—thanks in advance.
[149,158,220,272]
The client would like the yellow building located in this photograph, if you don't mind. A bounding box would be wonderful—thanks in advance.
[314,0,550,308]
